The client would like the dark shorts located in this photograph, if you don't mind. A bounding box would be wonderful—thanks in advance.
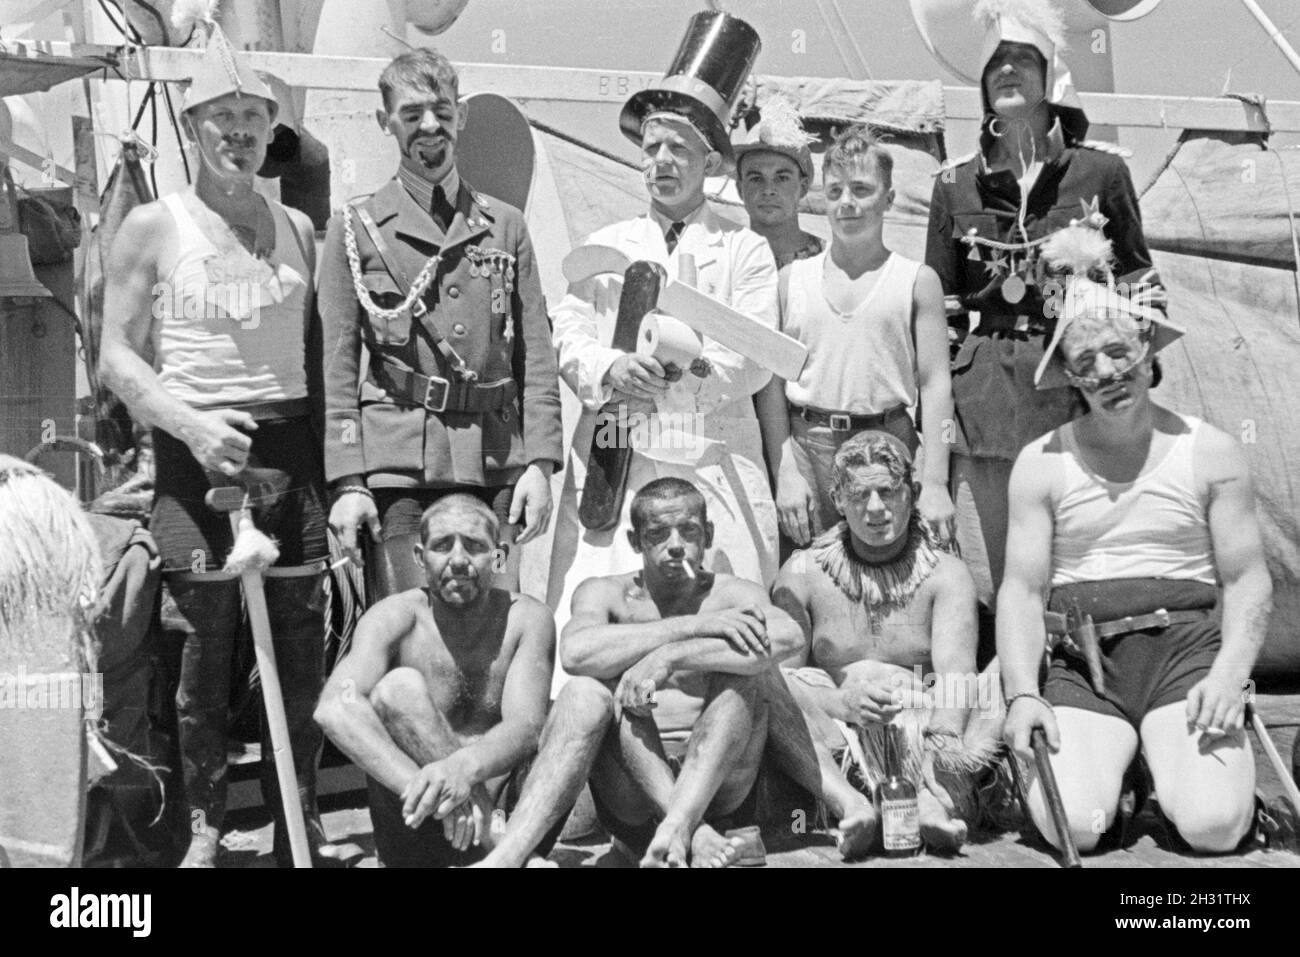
[1043,579,1221,728]
[373,485,515,540]
[367,758,562,867]
[587,751,762,858]
[152,414,328,571]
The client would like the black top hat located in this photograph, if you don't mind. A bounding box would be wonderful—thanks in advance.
[620,11,761,166]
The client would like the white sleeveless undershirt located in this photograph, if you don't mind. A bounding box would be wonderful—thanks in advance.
[1051,416,1217,587]
[153,193,309,408]
[782,250,920,413]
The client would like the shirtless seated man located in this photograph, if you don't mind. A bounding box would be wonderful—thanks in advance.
[767,430,1001,859]
[314,494,555,866]
[478,477,802,868]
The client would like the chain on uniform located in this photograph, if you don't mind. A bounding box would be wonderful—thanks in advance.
[342,205,443,323]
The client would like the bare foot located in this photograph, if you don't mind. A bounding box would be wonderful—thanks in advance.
[179,828,220,868]
[836,798,879,861]
[689,823,742,868]
[639,819,690,868]
[918,785,967,853]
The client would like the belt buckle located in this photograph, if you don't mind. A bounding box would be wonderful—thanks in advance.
[829,413,852,432]
[1153,608,1170,628]
[423,375,450,413]
[412,299,428,319]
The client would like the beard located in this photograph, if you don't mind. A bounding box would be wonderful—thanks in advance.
[410,136,450,171]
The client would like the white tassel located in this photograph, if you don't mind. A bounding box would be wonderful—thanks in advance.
[223,510,280,574]
[170,0,219,34]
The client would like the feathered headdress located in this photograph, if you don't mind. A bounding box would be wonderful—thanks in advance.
[972,0,1079,119]
[1034,219,1182,389]
[973,0,1067,51]
[175,1,278,122]
[170,0,219,37]
[732,95,816,179]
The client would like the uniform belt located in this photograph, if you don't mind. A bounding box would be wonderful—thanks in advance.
[219,398,311,421]
[790,402,909,432]
[1044,607,1210,642]
[381,365,518,414]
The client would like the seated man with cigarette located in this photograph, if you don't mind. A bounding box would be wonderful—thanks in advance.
[765,430,1000,859]
[314,494,556,866]
[998,225,1272,855]
[478,478,802,868]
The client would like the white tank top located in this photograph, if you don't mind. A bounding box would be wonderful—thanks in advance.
[1051,416,1217,587]
[783,250,920,413]
[153,192,310,408]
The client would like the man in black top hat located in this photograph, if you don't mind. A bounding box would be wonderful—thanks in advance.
[548,11,784,649]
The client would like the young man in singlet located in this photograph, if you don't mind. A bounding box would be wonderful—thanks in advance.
[757,125,955,550]
[999,266,1272,854]
[315,495,556,866]
[99,27,329,867]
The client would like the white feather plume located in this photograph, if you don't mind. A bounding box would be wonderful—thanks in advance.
[973,0,1067,50]
[1042,223,1113,279]
[756,95,815,150]
[170,0,219,34]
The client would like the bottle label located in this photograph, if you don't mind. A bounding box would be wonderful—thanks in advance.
[881,798,921,851]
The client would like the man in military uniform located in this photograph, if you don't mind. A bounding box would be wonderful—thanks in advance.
[924,0,1159,623]
[318,48,564,598]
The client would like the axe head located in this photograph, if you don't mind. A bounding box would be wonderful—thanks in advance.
[205,466,293,513]
[205,486,249,514]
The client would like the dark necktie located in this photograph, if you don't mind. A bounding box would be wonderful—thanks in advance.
[664,220,686,254]
[432,185,456,232]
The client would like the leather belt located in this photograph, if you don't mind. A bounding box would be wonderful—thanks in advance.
[221,397,312,421]
[381,364,518,415]
[1044,607,1210,643]
[790,402,909,433]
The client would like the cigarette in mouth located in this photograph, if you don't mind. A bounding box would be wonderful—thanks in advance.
[682,561,696,580]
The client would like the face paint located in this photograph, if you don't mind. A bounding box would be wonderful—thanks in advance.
[1061,336,1149,392]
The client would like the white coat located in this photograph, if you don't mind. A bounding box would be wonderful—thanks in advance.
[546,202,780,690]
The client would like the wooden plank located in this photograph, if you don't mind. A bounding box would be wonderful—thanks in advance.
[7,38,1300,133]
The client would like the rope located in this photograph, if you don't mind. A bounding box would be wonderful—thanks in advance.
[1263,141,1300,328]
[342,206,442,322]
[525,117,640,171]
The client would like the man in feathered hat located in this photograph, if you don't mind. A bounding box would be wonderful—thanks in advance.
[764,430,1002,859]
[999,224,1270,855]
[923,0,1161,629]
[732,96,824,270]
[548,11,782,663]
[99,8,331,867]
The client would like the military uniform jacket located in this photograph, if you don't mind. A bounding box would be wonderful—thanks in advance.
[318,178,563,488]
[925,138,1155,460]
